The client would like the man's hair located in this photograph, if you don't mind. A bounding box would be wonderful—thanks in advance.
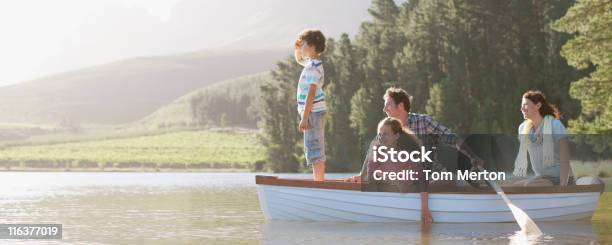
[384,87,411,112]
[299,29,326,54]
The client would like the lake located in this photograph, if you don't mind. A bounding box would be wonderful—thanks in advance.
[0,172,609,244]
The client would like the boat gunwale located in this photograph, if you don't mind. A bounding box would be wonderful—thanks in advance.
[255,175,605,194]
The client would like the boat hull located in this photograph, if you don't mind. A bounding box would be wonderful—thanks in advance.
[256,177,603,223]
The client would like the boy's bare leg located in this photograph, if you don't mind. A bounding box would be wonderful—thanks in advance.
[313,161,325,181]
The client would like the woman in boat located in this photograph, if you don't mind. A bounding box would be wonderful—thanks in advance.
[347,117,433,223]
[512,90,574,186]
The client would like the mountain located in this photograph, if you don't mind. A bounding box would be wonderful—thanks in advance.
[17,0,373,86]
[0,49,288,124]
[134,72,271,130]
[0,0,378,125]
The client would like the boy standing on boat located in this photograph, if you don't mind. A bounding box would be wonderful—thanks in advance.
[294,29,327,181]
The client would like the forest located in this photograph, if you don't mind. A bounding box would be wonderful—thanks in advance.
[257,0,611,172]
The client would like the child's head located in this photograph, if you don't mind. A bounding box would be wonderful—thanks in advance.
[376,117,403,146]
[296,29,326,58]
[378,117,403,135]
[376,117,422,151]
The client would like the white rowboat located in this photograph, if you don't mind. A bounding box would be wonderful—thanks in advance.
[255,175,604,223]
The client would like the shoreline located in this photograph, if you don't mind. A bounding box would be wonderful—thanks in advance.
[0,167,254,173]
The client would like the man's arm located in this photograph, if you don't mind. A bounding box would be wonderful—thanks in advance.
[456,140,485,168]
[416,162,431,223]
[424,115,457,145]
[425,116,484,167]
[420,192,433,223]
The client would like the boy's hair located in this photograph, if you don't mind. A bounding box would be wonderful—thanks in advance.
[384,87,411,113]
[299,29,326,54]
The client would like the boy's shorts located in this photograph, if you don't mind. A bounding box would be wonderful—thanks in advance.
[303,111,326,166]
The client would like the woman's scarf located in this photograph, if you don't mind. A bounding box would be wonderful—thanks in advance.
[513,115,555,177]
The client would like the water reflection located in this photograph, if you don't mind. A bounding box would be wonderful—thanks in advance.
[0,172,608,244]
[0,172,264,244]
[264,221,599,245]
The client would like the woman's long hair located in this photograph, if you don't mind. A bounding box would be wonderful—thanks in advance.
[522,90,562,133]
[523,90,561,119]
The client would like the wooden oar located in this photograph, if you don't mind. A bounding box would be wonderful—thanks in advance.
[480,166,542,235]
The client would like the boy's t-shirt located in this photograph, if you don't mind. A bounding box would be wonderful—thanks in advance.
[297,58,326,113]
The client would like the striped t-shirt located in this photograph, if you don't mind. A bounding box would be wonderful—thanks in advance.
[297,58,326,113]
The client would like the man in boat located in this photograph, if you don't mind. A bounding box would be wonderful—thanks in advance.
[380,87,485,175]
[346,87,487,223]
[348,87,485,185]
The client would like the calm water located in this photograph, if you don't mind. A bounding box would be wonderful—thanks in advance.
[0,172,609,244]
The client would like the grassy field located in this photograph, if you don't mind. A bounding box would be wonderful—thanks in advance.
[592,178,612,243]
[0,123,54,130]
[0,129,264,170]
[571,161,612,178]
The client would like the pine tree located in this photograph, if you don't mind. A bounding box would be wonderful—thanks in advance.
[324,34,363,171]
[258,57,303,172]
[256,0,596,172]
[351,0,404,154]
[394,0,451,112]
[554,0,612,134]
[396,0,582,133]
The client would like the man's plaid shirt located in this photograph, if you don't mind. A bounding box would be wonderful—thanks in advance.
[405,113,458,172]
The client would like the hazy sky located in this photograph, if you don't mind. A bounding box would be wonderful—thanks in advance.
[0,0,181,86]
[0,0,373,87]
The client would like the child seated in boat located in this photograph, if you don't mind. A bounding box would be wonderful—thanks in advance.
[512,90,574,186]
[346,117,433,223]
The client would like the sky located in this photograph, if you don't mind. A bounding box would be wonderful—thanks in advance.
[0,0,373,87]
[0,0,182,86]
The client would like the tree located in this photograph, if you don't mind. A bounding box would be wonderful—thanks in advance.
[324,34,363,171]
[351,0,404,154]
[394,0,450,112]
[553,0,612,134]
[396,0,582,133]
[258,58,304,172]
[257,0,595,172]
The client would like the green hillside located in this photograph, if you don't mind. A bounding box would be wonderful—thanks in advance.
[0,123,58,142]
[134,72,271,130]
[0,129,264,170]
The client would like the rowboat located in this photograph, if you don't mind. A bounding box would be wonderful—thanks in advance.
[255,175,605,223]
